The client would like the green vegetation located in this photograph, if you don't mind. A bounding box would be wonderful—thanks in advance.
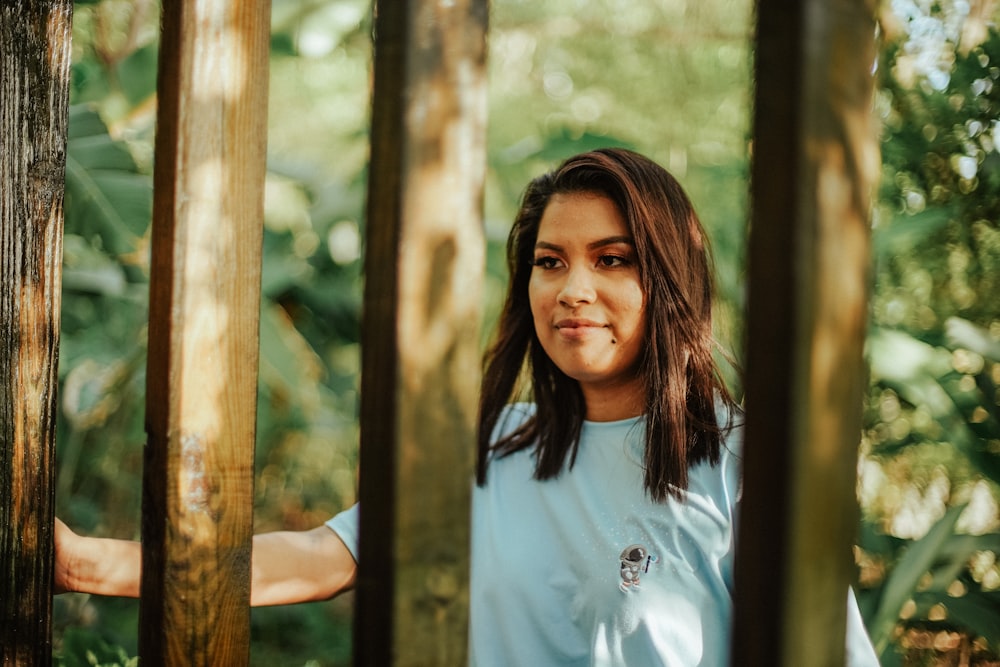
[856,3,1000,664]
[52,0,1000,664]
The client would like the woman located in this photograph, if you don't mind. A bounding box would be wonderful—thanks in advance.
[57,148,878,665]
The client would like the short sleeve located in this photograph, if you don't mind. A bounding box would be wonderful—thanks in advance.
[325,503,360,563]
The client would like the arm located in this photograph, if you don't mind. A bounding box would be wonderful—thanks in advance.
[54,518,357,606]
[55,518,142,598]
[250,526,356,606]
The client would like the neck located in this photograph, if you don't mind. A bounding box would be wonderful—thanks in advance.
[581,380,645,422]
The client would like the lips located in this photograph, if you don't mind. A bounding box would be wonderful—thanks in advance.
[554,318,607,339]
[555,318,604,329]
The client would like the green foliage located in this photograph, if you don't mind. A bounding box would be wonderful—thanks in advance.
[54,628,138,667]
[859,9,1000,662]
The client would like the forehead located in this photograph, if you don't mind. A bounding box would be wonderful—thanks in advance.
[536,192,630,241]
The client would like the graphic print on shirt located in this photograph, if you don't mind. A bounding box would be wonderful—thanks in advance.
[618,543,659,592]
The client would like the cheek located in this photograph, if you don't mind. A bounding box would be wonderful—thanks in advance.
[617,285,647,336]
[527,277,549,319]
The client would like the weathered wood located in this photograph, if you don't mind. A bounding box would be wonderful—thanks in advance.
[732,0,880,664]
[355,0,488,664]
[0,2,72,665]
[139,0,270,664]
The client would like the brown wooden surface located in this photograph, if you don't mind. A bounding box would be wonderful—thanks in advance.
[0,2,73,665]
[355,0,488,664]
[139,0,270,664]
[732,0,880,664]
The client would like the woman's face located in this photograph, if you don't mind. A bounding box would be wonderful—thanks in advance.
[529,192,647,411]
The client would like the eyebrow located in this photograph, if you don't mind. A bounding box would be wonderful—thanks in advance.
[534,236,635,252]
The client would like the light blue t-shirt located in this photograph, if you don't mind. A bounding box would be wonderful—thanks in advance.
[326,404,879,666]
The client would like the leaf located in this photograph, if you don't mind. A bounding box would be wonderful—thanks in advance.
[869,327,1000,486]
[68,105,114,140]
[945,317,1000,362]
[911,589,1000,649]
[867,504,969,656]
[258,302,324,415]
[56,628,136,667]
[62,234,128,297]
[867,327,954,384]
[115,43,158,107]
[64,105,152,255]
[872,207,953,261]
[65,135,137,172]
[921,533,1000,592]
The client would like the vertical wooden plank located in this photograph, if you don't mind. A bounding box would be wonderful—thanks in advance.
[355,0,488,664]
[139,0,270,664]
[732,0,879,664]
[0,2,72,665]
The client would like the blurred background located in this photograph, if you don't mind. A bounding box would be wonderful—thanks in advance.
[53,0,1000,664]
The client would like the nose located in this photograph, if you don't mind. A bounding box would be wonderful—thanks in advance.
[557,266,596,306]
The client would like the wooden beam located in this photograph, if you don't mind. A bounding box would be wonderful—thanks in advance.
[0,2,72,665]
[355,0,488,664]
[139,1,270,664]
[732,0,879,664]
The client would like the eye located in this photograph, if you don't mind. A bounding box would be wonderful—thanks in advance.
[597,254,630,268]
[532,256,562,270]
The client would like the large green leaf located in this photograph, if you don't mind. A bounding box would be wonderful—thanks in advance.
[64,105,151,255]
[867,504,969,655]
[921,533,1000,592]
[115,43,158,107]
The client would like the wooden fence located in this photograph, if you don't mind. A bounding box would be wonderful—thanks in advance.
[733,0,879,664]
[0,0,876,665]
[1,2,73,664]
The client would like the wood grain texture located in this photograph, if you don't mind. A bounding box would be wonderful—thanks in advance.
[0,2,72,665]
[139,1,270,664]
[355,1,488,664]
[732,0,881,664]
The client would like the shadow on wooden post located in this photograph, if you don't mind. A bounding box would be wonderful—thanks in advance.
[355,0,488,665]
[0,3,73,665]
[139,1,270,664]
[732,0,880,664]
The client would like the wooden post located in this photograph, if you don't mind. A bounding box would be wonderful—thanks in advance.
[139,0,270,664]
[355,0,488,664]
[0,2,72,665]
[732,0,879,664]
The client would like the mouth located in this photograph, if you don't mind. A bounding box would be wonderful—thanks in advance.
[555,318,605,331]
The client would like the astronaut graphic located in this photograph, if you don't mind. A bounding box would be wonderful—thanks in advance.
[619,544,658,592]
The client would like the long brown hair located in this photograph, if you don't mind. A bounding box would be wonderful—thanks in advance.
[477,148,737,502]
